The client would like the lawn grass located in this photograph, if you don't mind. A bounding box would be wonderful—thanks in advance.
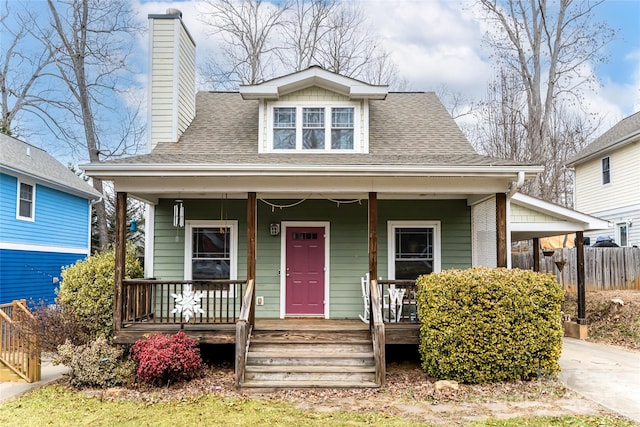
[0,385,635,427]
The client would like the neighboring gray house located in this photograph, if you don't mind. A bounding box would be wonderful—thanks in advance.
[568,111,640,247]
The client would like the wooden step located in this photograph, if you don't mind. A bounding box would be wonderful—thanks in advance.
[249,342,373,353]
[242,379,379,389]
[0,364,26,383]
[251,330,371,343]
[246,351,374,367]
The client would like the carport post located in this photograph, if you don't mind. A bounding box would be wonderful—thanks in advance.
[576,231,586,324]
[532,237,540,272]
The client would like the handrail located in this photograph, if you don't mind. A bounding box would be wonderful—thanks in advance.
[235,279,255,388]
[0,300,41,383]
[369,279,386,386]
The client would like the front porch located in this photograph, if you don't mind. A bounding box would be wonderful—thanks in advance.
[112,278,420,346]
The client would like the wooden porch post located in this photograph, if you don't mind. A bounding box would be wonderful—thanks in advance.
[368,192,378,286]
[576,231,586,324]
[247,192,257,327]
[114,192,127,335]
[496,193,507,268]
[532,237,540,272]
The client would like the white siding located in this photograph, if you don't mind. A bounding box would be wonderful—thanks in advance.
[575,142,640,214]
[471,197,497,267]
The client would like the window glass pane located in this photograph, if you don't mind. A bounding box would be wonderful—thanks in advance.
[303,108,324,128]
[19,200,32,218]
[274,108,296,128]
[332,108,353,127]
[303,129,325,149]
[331,108,354,149]
[331,129,353,149]
[395,227,434,280]
[192,227,231,279]
[274,129,296,149]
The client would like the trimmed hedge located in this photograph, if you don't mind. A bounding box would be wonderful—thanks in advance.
[417,267,563,384]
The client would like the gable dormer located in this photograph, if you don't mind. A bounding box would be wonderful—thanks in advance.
[240,67,388,154]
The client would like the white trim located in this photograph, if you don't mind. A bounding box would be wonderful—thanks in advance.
[16,179,35,222]
[279,221,330,319]
[87,199,93,253]
[265,102,363,153]
[144,203,155,278]
[587,204,640,217]
[387,221,442,279]
[510,222,586,232]
[147,17,154,152]
[615,222,630,247]
[184,220,238,296]
[511,193,610,230]
[362,100,369,153]
[0,241,90,255]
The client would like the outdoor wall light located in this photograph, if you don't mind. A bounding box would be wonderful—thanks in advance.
[270,223,280,236]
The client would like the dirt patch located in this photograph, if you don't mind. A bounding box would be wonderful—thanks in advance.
[564,290,640,350]
[78,362,614,425]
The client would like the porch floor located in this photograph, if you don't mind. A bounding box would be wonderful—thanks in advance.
[114,319,419,345]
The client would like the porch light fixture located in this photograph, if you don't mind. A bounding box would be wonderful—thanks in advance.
[173,200,185,228]
[270,223,280,236]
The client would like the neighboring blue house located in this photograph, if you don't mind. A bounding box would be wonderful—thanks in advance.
[0,133,101,305]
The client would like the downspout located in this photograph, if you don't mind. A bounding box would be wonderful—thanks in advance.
[505,171,525,268]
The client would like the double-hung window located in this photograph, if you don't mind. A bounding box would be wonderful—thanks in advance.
[388,221,441,280]
[270,104,358,152]
[17,181,34,221]
[185,220,238,296]
[602,157,611,185]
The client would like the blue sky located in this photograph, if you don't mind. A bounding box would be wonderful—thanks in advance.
[3,0,640,162]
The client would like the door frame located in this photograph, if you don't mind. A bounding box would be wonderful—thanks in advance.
[280,221,330,319]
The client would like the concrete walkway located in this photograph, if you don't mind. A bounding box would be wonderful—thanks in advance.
[0,358,68,403]
[560,338,640,424]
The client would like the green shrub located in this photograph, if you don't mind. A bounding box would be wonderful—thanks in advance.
[57,244,142,340]
[55,337,135,389]
[416,267,563,384]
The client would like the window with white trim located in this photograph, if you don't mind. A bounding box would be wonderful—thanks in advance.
[269,103,359,152]
[185,221,238,295]
[388,221,441,280]
[602,157,610,185]
[17,181,35,221]
[616,223,628,247]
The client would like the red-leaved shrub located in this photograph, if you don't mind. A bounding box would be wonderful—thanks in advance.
[130,332,204,385]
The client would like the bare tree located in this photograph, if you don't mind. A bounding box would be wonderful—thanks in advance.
[199,0,291,88]
[42,0,142,249]
[280,0,336,72]
[478,0,615,199]
[315,2,375,78]
[0,3,54,135]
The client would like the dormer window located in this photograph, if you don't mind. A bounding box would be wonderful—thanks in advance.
[270,104,359,152]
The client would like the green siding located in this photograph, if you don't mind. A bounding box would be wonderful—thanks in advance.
[153,198,471,319]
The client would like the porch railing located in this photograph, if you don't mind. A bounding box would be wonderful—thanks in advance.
[369,279,386,386]
[377,280,418,323]
[0,300,41,383]
[235,279,255,388]
[120,279,249,326]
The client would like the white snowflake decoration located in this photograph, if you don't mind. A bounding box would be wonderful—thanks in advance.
[171,284,205,322]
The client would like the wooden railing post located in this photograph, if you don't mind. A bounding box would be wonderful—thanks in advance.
[247,192,257,327]
[496,193,507,268]
[114,192,127,335]
[368,192,378,329]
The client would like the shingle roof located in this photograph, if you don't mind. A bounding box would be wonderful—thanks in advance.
[569,111,640,166]
[0,133,101,199]
[103,91,532,168]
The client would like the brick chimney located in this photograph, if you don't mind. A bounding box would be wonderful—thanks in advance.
[147,9,196,150]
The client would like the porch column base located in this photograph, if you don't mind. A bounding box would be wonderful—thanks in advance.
[563,321,588,340]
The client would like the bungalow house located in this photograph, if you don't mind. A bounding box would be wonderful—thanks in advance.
[82,10,607,388]
[0,133,101,305]
[568,111,640,247]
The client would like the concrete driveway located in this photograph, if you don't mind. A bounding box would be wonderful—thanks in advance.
[560,338,640,423]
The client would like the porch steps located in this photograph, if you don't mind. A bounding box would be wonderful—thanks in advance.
[241,328,378,389]
[0,361,25,383]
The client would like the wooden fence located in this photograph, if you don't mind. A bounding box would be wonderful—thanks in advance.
[512,247,640,291]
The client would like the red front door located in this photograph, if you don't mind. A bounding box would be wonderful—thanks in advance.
[285,227,325,315]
